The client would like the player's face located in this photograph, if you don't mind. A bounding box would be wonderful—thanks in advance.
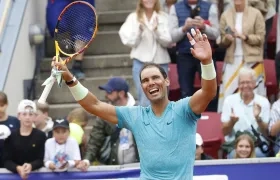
[18,107,36,127]
[142,0,157,10]
[53,127,70,144]
[236,139,252,158]
[140,67,170,103]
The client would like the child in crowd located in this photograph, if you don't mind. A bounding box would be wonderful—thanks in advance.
[67,108,89,156]
[44,119,81,172]
[234,134,256,159]
[34,100,53,139]
[0,91,20,167]
[2,100,46,179]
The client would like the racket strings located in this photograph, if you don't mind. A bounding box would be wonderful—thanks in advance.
[56,2,96,55]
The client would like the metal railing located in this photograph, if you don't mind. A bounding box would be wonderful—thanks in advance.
[0,0,13,53]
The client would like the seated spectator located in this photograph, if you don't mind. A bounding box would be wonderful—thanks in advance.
[77,77,139,170]
[67,107,89,156]
[218,0,266,112]
[234,133,256,158]
[221,67,270,158]
[119,0,172,106]
[44,119,81,172]
[0,91,20,167]
[34,100,53,139]
[195,133,213,160]
[2,100,46,179]
[268,97,280,154]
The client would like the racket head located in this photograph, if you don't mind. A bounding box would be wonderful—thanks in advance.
[54,1,98,63]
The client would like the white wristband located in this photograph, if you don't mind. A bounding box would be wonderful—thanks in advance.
[201,61,216,80]
[68,82,89,101]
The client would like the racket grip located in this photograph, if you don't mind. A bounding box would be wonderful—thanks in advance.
[38,80,55,104]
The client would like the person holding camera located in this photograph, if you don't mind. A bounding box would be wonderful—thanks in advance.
[217,0,266,112]
[220,67,270,158]
[169,0,219,98]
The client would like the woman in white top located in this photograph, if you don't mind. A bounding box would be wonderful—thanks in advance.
[119,0,172,106]
[217,0,266,112]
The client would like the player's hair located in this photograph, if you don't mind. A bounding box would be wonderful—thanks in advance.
[136,0,161,24]
[139,63,168,81]
[0,91,8,105]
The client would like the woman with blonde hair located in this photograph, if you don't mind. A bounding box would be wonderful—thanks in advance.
[234,134,256,159]
[119,0,172,106]
[217,0,266,112]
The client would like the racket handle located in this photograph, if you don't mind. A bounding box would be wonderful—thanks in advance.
[38,80,55,104]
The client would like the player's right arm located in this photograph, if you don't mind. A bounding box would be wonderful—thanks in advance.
[53,59,118,124]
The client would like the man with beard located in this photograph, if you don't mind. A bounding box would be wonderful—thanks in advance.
[77,77,139,168]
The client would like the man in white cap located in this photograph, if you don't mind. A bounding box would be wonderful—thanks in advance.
[2,100,46,179]
[195,133,213,160]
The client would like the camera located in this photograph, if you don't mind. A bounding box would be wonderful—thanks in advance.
[251,125,269,154]
[190,6,200,19]
[225,26,234,36]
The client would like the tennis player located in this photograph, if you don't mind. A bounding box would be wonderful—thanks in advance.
[53,28,217,179]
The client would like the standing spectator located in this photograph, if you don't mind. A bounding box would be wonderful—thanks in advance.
[160,0,181,64]
[218,0,266,112]
[268,97,280,154]
[34,100,53,139]
[44,119,81,172]
[160,0,181,13]
[119,0,172,106]
[77,77,139,169]
[0,92,20,168]
[2,100,46,179]
[169,0,219,98]
[46,0,95,79]
[248,0,276,58]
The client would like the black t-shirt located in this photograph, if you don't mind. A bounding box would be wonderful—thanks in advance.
[2,128,46,172]
[0,116,20,131]
[0,116,20,167]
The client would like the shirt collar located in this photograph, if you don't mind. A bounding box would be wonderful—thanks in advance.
[238,92,256,106]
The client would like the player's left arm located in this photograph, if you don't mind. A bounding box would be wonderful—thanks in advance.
[188,29,217,114]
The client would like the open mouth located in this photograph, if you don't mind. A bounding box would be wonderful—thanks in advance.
[149,88,159,95]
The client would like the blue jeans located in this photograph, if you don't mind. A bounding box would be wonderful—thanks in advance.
[227,147,269,158]
[176,53,201,98]
[132,59,169,106]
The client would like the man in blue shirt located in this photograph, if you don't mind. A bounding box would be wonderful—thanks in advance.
[54,29,217,179]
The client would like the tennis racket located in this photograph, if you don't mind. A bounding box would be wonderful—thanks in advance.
[38,1,98,104]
